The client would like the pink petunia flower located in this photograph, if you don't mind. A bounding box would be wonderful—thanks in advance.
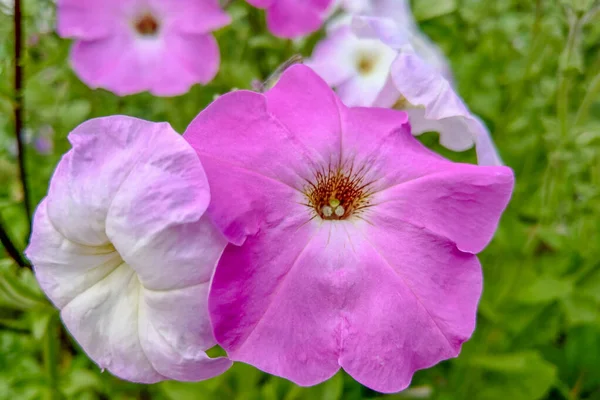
[246,0,333,38]
[184,65,514,393]
[57,0,231,96]
[26,116,232,383]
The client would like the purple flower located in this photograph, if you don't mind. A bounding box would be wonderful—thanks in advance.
[57,0,231,96]
[246,0,333,38]
[26,116,232,383]
[184,65,514,392]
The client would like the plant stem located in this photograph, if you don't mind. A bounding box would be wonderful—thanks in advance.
[13,0,32,235]
[0,215,30,268]
[573,70,600,126]
[43,315,61,400]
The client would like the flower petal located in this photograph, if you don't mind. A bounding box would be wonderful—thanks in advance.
[157,0,231,34]
[184,90,318,191]
[374,165,514,254]
[28,116,229,383]
[139,284,232,381]
[306,27,357,87]
[46,117,172,246]
[70,36,151,96]
[264,64,342,164]
[104,125,223,291]
[70,32,220,97]
[266,0,331,38]
[338,105,450,191]
[390,52,503,165]
[61,263,165,383]
[27,200,122,308]
[57,0,132,40]
[156,33,221,90]
[339,220,482,393]
[209,221,344,386]
[351,16,411,50]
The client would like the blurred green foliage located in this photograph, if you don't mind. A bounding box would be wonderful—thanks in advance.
[1,0,600,399]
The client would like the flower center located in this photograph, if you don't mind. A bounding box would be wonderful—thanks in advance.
[357,55,376,75]
[134,13,160,36]
[304,164,373,221]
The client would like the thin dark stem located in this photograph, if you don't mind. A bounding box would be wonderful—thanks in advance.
[0,216,31,269]
[14,0,32,234]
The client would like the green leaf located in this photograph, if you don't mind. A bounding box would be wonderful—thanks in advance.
[0,271,48,311]
[413,0,457,21]
[561,293,599,326]
[467,352,557,400]
[30,311,53,341]
[517,277,573,304]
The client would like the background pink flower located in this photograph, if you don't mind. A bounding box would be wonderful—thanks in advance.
[57,0,231,96]
[184,65,514,392]
[26,116,232,383]
[246,0,333,38]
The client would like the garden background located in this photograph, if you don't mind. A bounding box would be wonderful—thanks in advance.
[1,0,599,399]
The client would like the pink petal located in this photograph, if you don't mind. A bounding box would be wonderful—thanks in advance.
[265,0,332,38]
[103,128,223,290]
[155,0,231,34]
[339,220,482,393]
[184,89,319,191]
[46,117,167,246]
[57,0,131,40]
[374,165,514,254]
[338,105,448,191]
[183,91,310,245]
[70,32,220,96]
[70,36,152,96]
[209,216,483,393]
[264,64,342,165]
[153,32,221,94]
[209,213,343,386]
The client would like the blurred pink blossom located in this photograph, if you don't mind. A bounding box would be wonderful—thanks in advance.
[57,0,231,96]
[246,0,333,38]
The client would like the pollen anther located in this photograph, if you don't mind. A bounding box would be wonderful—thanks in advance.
[304,163,373,221]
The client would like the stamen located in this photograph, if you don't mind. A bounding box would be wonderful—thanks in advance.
[304,162,374,221]
[358,57,375,75]
[135,13,159,36]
